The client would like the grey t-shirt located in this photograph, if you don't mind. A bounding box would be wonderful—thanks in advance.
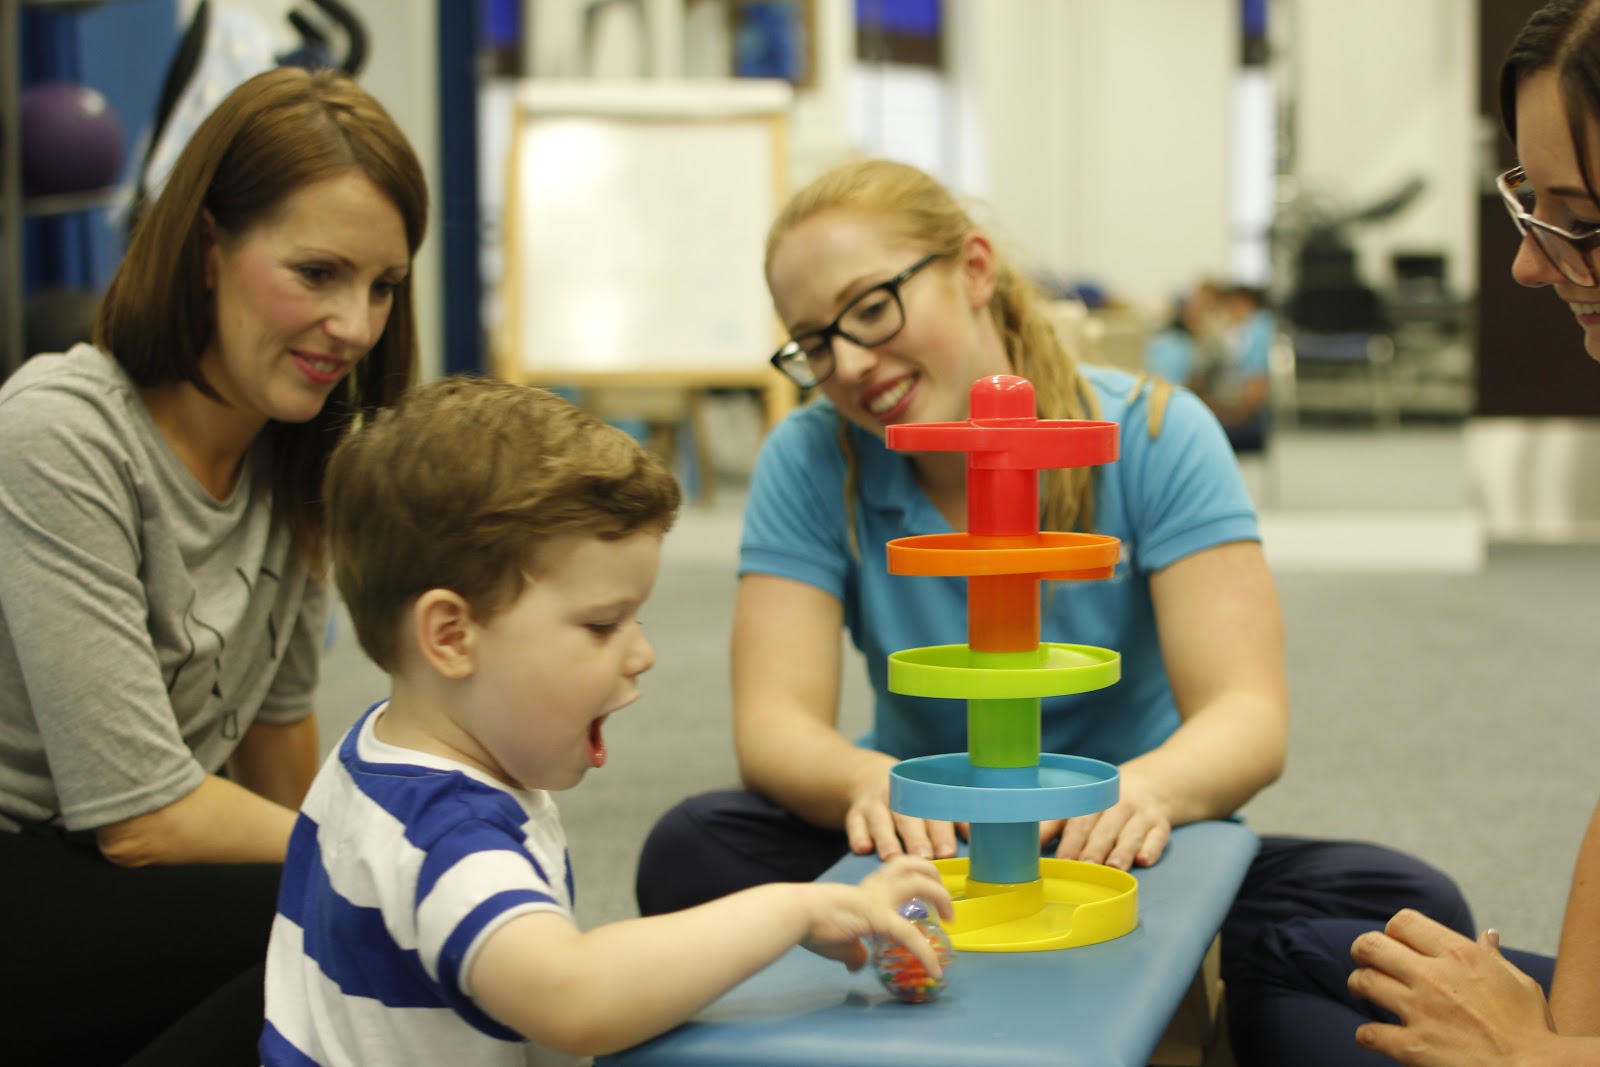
[0,345,326,832]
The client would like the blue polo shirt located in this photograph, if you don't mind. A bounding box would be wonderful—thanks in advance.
[739,365,1259,765]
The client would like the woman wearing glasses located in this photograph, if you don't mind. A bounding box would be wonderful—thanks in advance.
[1224,3,1600,1065]
[635,156,1471,1017]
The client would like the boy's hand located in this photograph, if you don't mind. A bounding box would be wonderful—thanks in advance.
[799,855,954,975]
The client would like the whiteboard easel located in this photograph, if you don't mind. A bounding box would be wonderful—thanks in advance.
[493,79,798,435]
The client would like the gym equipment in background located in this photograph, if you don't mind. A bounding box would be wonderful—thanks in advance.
[18,81,125,198]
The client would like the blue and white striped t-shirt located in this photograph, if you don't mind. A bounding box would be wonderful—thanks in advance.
[261,702,587,1066]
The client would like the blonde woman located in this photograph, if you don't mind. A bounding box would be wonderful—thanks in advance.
[637,160,1471,1039]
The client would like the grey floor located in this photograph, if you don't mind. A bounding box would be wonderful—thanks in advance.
[314,418,1600,959]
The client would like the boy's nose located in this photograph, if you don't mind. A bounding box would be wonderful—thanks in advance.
[626,626,656,678]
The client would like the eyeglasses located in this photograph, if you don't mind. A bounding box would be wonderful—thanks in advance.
[769,252,943,388]
[1497,166,1600,286]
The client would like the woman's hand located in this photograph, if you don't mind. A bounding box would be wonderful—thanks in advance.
[843,757,960,862]
[1039,767,1173,870]
[1348,909,1556,1066]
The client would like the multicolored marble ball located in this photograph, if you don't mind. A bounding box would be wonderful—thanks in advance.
[871,898,954,1003]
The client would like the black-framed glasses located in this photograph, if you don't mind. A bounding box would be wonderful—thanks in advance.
[1497,166,1600,286]
[769,252,944,388]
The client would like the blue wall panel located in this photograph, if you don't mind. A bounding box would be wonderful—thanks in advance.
[21,0,177,293]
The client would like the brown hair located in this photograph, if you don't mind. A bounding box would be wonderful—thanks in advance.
[325,377,683,673]
[764,158,1103,542]
[97,66,428,572]
[1501,0,1600,202]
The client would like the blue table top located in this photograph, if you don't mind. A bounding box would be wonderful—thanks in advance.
[600,820,1259,1067]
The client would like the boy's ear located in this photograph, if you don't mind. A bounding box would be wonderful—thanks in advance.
[410,589,477,680]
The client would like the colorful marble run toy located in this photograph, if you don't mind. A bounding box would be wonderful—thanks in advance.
[883,374,1138,953]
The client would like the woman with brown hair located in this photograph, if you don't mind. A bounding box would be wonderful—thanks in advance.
[0,66,426,1064]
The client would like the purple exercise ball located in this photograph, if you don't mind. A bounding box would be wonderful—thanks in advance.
[19,81,126,197]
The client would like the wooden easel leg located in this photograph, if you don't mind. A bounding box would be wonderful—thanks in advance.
[1148,936,1230,1066]
[761,377,797,431]
[688,388,716,506]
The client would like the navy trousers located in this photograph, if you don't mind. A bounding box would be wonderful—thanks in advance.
[1227,917,1556,1066]
[637,790,1480,1064]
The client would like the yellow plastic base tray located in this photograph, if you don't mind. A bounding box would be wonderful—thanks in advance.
[935,857,1138,952]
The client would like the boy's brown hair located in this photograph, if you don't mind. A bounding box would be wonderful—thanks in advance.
[324,376,682,672]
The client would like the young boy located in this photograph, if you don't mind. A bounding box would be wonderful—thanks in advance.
[260,377,951,1066]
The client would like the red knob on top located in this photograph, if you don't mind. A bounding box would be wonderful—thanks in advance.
[971,375,1036,422]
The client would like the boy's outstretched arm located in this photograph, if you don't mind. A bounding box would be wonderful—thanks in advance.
[468,854,952,1057]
